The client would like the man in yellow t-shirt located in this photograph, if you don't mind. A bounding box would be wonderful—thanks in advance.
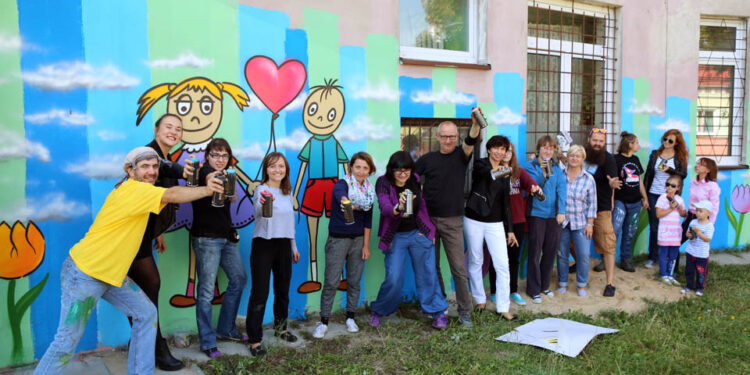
[35,147,224,375]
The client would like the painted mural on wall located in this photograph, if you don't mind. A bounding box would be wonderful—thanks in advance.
[1,0,750,369]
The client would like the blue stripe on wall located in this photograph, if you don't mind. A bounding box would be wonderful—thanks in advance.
[399,76,433,118]
[493,73,525,156]
[82,0,153,346]
[621,77,635,134]
[18,0,97,356]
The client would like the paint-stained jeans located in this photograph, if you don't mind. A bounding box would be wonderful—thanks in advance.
[557,224,591,288]
[193,236,248,350]
[612,200,642,261]
[35,257,156,375]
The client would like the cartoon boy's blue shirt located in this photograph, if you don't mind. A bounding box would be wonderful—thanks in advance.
[298,134,348,179]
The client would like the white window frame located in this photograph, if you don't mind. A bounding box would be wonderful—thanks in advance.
[399,0,487,65]
[697,17,747,166]
[526,1,617,146]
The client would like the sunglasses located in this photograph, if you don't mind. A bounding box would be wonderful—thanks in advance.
[589,128,607,136]
[662,137,675,144]
[665,182,679,188]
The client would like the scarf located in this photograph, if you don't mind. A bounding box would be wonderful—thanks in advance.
[345,174,374,211]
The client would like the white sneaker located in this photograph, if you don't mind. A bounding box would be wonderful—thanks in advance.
[346,318,359,333]
[661,276,672,285]
[644,260,655,269]
[669,277,681,286]
[313,322,328,338]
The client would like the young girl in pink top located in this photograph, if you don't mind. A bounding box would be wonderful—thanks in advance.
[655,175,687,284]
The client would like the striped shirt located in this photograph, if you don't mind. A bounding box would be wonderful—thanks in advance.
[562,169,597,230]
[686,219,714,258]
[656,193,685,246]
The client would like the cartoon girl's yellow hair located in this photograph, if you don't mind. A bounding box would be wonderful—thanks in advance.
[136,77,250,125]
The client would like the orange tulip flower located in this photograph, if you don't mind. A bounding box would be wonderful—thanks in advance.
[0,221,45,280]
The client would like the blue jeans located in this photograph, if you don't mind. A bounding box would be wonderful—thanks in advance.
[659,246,679,277]
[647,193,661,262]
[370,230,449,317]
[612,200,642,261]
[193,236,247,350]
[557,225,591,288]
[35,257,156,375]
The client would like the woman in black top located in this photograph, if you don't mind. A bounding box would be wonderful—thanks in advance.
[642,129,688,268]
[464,135,516,320]
[127,114,192,371]
[190,138,247,359]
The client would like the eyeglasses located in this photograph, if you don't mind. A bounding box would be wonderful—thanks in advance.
[662,137,675,144]
[395,169,411,176]
[589,128,607,136]
[209,153,230,160]
[665,183,679,188]
[438,134,458,140]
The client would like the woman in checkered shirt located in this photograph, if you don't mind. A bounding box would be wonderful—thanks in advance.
[556,145,597,297]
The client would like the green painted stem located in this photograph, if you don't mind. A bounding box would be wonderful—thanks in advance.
[8,279,23,363]
[734,213,745,248]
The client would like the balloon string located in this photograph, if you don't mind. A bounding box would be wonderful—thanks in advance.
[254,112,280,181]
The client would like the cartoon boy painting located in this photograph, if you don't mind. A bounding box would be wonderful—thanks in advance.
[137,77,255,307]
[293,79,349,294]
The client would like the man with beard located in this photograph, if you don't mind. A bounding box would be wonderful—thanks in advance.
[583,128,621,297]
[35,147,224,375]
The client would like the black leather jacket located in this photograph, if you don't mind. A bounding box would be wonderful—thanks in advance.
[643,149,688,193]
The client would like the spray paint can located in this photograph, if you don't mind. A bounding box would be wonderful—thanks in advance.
[261,190,273,218]
[472,107,489,129]
[403,189,414,217]
[224,168,237,198]
[342,199,355,225]
[491,167,512,179]
[211,174,227,207]
[533,188,546,202]
[543,158,554,177]
[186,156,201,187]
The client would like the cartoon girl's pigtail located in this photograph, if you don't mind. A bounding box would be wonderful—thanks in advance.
[217,82,250,110]
[136,83,175,125]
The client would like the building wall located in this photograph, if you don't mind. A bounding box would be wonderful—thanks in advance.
[0,0,748,367]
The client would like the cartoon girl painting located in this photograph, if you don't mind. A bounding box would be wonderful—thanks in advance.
[136,77,255,307]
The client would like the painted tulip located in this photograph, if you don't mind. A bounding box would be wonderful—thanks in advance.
[0,221,45,280]
[731,184,750,214]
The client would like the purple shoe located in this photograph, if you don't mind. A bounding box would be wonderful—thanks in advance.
[203,347,222,358]
[432,314,448,330]
[369,312,381,328]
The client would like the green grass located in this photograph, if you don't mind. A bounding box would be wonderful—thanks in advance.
[200,264,750,374]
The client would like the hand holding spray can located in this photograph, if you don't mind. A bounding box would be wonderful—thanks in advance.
[472,107,489,129]
[342,198,355,224]
[224,168,237,198]
[211,174,227,207]
[403,189,414,217]
[186,156,201,187]
[491,167,512,179]
[261,190,273,218]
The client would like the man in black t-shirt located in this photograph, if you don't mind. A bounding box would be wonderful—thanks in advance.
[415,118,480,326]
[583,128,621,297]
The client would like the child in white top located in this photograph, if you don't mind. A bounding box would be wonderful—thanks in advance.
[655,175,686,285]
[682,200,714,296]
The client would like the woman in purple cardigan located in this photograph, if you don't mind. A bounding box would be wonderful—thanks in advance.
[368,151,450,330]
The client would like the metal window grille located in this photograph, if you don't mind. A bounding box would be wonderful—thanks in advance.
[697,18,747,166]
[400,117,472,161]
[526,2,617,159]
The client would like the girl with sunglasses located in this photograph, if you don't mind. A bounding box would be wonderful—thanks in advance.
[654,175,687,284]
[643,129,688,269]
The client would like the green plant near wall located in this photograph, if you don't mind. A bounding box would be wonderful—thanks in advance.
[0,221,48,363]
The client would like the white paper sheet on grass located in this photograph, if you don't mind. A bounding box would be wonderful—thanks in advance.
[495,317,618,357]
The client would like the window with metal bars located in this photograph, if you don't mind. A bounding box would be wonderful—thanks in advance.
[526,2,617,159]
[400,117,472,161]
[697,18,747,166]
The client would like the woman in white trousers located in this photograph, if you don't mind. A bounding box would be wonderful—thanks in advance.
[464,135,518,320]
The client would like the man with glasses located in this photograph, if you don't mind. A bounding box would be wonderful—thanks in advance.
[584,128,621,297]
[415,119,480,326]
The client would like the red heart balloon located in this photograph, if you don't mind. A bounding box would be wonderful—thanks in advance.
[244,56,307,114]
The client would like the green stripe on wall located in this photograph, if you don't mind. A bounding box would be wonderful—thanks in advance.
[147,0,239,334]
[0,2,32,367]
[633,78,651,162]
[432,68,456,118]
[364,33,399,300]
[303,8,341,313]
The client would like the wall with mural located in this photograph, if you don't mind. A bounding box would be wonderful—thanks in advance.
[1,0,749,367]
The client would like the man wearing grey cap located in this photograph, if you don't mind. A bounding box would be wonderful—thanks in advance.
[35,147,224,375]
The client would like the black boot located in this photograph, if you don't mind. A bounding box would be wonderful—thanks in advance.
[155,337,184,371]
